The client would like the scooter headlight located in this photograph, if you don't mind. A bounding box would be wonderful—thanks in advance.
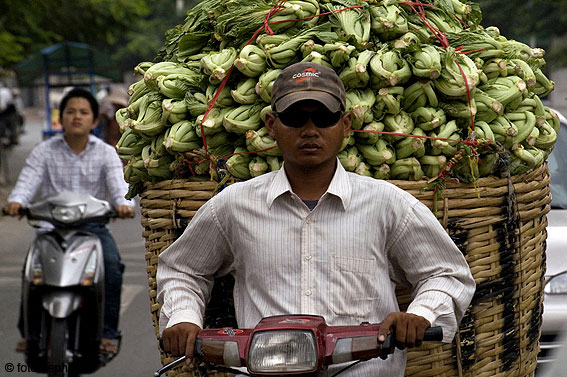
[248,330,317,374]
[50,204,85,224]
[80,251,98,286]
[30,251,44,285]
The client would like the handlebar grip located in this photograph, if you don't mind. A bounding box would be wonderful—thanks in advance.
[423,326,443,342]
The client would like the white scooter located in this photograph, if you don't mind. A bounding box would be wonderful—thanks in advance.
[14,192,118,377]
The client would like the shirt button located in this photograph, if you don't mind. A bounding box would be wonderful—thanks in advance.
[305,255,312,261]
[305,290,312,296]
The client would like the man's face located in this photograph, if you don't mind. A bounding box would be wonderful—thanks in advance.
[61,97,98,137]
[265,100,351,170]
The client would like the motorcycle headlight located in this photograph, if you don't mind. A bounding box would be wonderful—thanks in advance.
[544,271,567,295]
[50,204,85,223]
[30,251,44,285]
[80,251,97,286]
[248,330,317,374]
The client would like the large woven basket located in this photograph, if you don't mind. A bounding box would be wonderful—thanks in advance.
[140,164,551,377]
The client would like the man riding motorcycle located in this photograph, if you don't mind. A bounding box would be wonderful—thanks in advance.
[3,87,134,357]
[157,63,476,376]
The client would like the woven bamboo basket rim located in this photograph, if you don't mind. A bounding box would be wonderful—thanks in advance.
[140,163,550,377]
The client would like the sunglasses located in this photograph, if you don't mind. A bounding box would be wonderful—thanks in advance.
[275,109,344,128]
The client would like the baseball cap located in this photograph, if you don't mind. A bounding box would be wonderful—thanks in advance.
[271,62,346,113]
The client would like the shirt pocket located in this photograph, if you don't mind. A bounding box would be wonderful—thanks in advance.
[329,255,377,318]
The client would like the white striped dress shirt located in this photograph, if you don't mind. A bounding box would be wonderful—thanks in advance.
[8,134,132,207]
[157,161,475,376]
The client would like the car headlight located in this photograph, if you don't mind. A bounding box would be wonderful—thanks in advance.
[544,271,567,295]
[50,204,85,223]
[248,330,317,374]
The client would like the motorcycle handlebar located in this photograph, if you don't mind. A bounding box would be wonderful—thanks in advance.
[155,326,444,377]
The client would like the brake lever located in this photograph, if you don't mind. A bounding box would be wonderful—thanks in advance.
[153,356,187,377]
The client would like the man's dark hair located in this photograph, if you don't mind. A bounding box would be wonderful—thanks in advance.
[59,88,99,119]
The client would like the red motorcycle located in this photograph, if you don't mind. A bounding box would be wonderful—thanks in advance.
[154,314,443,377]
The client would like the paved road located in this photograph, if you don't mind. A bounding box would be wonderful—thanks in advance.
[0,110,162,376]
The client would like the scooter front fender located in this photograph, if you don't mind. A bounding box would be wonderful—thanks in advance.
[42,291,82,318]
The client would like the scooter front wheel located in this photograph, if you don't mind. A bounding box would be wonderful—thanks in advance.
[47,317,70,377]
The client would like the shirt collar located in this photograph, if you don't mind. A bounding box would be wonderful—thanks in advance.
[57,134,96,153]
[266,158,352,210]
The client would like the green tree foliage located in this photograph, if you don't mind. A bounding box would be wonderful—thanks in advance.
[0,0,200,75]
[475,0,567,68]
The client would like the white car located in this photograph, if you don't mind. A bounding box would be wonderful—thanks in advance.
[538,108,567,366]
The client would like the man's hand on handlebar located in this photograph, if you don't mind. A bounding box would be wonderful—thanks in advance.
[161,322,201,365]
[3,202,23,217]
[378,312,431,350]
[116,205,135,219]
